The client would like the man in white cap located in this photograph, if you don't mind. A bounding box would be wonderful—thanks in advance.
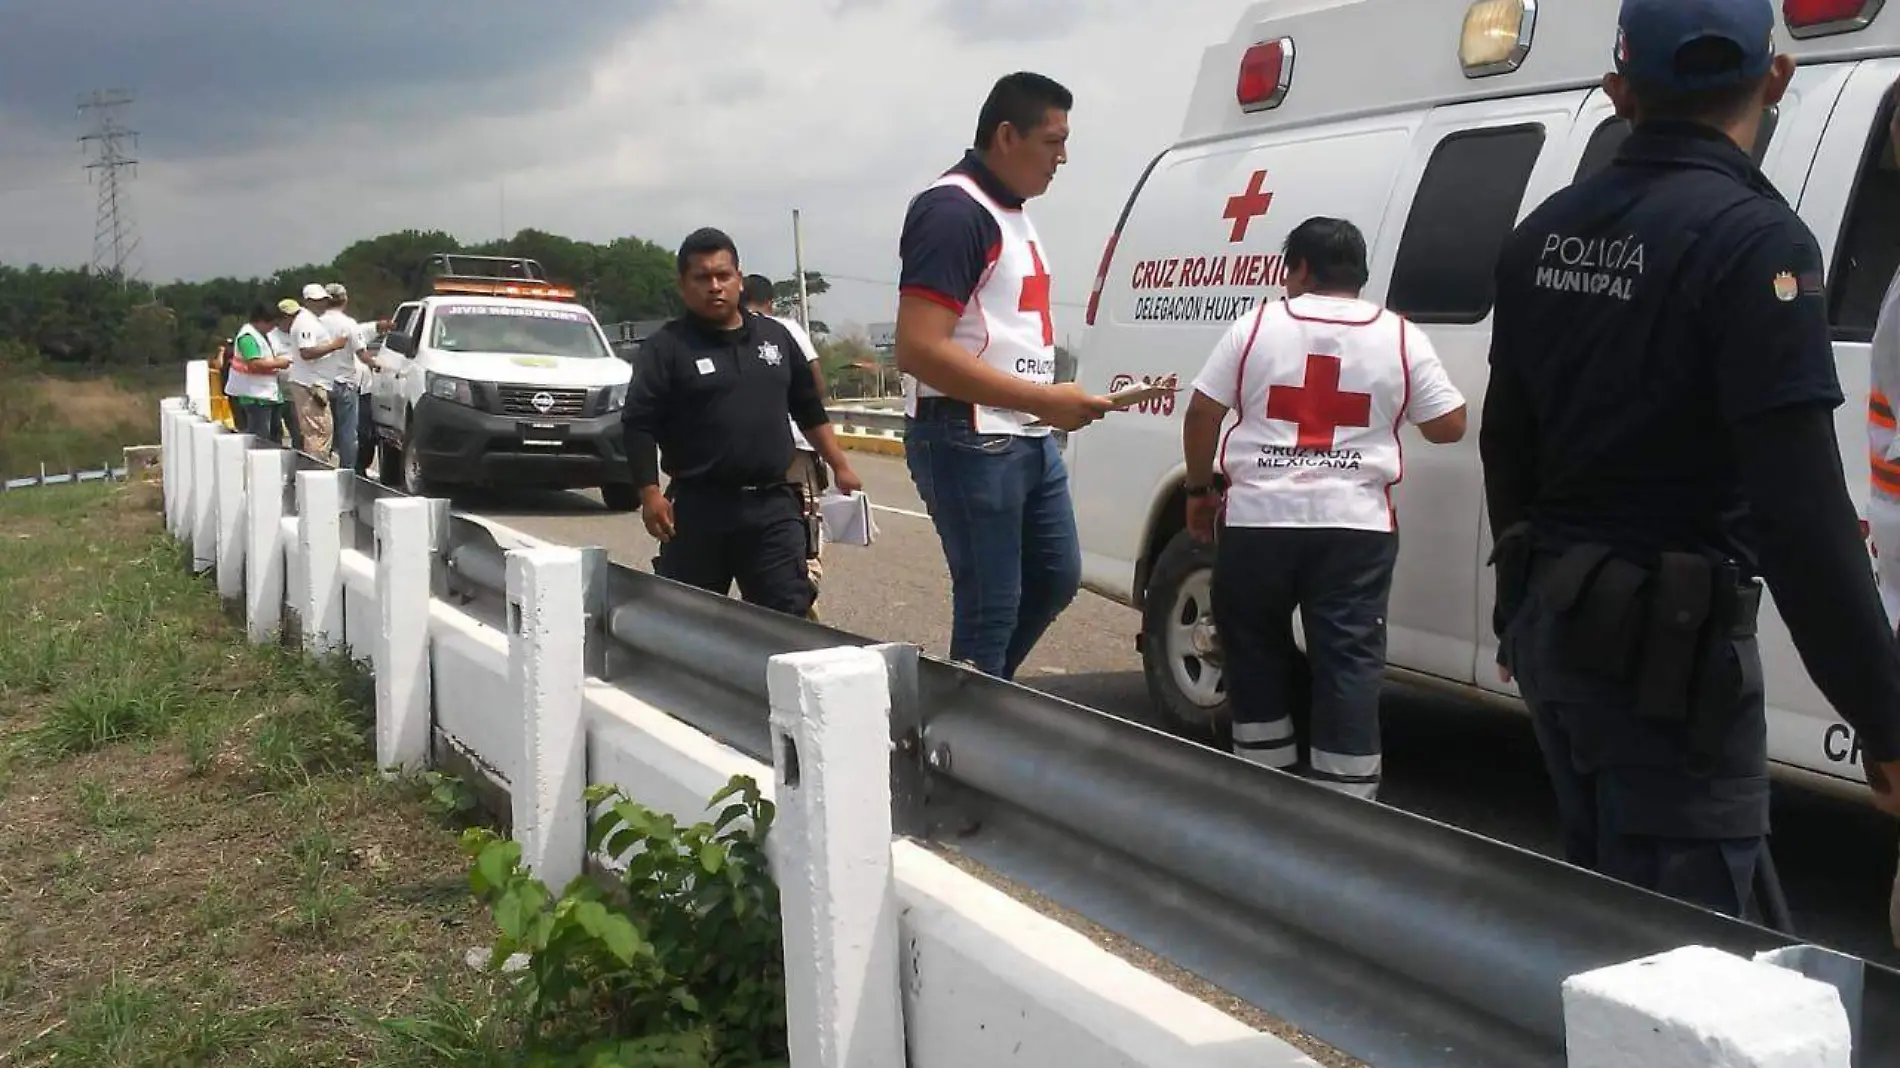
[270,298,305,450]
[320,282,395,474]
[288,283,350,461]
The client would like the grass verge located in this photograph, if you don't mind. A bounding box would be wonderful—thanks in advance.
[0,365,172,480]
[0,481,493,1066]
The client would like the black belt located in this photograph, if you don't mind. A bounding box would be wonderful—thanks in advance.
[910,396,976,422]
[670,478,796,495]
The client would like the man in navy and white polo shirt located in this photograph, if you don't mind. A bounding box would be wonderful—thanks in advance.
[895,71,1115,681]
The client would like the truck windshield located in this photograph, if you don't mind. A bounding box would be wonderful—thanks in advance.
[429,304,611,359]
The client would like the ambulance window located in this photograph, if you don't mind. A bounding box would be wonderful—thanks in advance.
[1573,108,1776,184]
[1388,124,1546,325]
[1828,86,1900,344]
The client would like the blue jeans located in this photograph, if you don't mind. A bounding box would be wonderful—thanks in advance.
[330,385,360,471]
[905,417,1081,680]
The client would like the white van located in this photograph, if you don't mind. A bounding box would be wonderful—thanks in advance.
[368,254,638,510]
[1067,0,1900,798]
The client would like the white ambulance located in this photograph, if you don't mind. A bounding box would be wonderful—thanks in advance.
[367,254,638,510]
[1067,0,1900,797]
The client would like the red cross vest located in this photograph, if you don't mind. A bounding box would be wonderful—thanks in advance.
[1216,295,1415,532]
[903,173,1057,437]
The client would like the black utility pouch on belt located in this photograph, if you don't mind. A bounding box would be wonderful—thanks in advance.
[1634,552,1714,723]
[1686,562,1764,770]
[1487,521,1534,640]
[1540,543,1650,681]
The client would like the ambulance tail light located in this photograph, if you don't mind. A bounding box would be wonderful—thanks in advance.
[1783,0,1883,37]
[1236,37,1294,112]
[1085,150,1167,328]
[1460,0,1537,77]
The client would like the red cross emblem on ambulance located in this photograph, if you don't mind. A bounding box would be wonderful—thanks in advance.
[1223,170,1274,243]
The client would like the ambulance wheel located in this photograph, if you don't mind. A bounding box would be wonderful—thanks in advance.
[1140,530,1230,741]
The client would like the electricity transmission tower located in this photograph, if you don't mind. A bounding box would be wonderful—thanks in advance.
[78,89,142,288]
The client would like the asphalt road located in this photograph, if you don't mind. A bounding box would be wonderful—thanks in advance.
[460,450,1900,971]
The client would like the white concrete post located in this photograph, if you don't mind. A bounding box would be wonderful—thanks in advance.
[214,432,254,603]
[296,469,345,655]
[508,547,587,889]
[765,646,905,1068]
[1564,945,1851,1068]
[375,498,435,775]
[190,420,224,574]
[174,410,198,541]
[245,449,293,644]
[160,400,184,536]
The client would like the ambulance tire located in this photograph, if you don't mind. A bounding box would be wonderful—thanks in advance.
[1140,530,1232,745]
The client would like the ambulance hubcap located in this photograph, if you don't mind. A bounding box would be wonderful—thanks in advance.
[1167,568,1226,709]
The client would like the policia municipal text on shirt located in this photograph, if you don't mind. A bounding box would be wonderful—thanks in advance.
[1482,0,1900,923]
[621,228,863,618]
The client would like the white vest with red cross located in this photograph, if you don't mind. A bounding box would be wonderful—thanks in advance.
[904,172,1057,437]
[1217,295,1415,532]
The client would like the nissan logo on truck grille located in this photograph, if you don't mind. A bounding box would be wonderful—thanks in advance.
[500,385,587,418]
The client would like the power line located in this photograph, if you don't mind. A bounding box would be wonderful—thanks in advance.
[79,89,142,289]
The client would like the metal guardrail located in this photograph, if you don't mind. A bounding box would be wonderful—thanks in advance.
[825,406,907,436]
[253,425,1900,1068]
[2,464,130,491]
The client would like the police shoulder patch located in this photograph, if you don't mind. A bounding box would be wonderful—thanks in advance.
[1773,272,1799,302]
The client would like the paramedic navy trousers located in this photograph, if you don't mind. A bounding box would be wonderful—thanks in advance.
[1212,525,1397,800]
[904,409,1081,681]
[1500,578,1770,921]
[652,480,815,619]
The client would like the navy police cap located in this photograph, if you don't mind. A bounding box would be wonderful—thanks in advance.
[1614,0,1776,93]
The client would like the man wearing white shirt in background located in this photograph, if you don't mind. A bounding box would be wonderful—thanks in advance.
[320,282,394,475]
[268,299,304,451]
[1181,217,1467,802]
[742,273,854,619]
[288,283,350,461]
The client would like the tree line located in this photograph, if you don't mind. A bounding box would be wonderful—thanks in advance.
[0,228,832,371]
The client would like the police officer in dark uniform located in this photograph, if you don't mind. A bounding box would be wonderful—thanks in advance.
[622,227,863,617]
[1483,0,1900,920]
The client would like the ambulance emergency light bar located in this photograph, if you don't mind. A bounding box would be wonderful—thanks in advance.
[1784,0,1884,38]
[1460,0,1536,78]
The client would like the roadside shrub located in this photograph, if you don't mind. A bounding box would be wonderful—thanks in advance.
[453,775,787,1067]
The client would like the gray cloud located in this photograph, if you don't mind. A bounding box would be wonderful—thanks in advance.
[933,0,1092,44]
[0,0,675,155]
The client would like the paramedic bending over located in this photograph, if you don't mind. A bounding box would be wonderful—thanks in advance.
[1181,217,1467,800]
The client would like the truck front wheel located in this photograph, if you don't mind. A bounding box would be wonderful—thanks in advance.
[1140,530,1231,740]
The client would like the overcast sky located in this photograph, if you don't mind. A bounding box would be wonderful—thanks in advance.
[0,0,1253,342]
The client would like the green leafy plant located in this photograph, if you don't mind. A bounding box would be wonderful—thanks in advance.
[455,775,787,1067]
[422,770,485,827]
